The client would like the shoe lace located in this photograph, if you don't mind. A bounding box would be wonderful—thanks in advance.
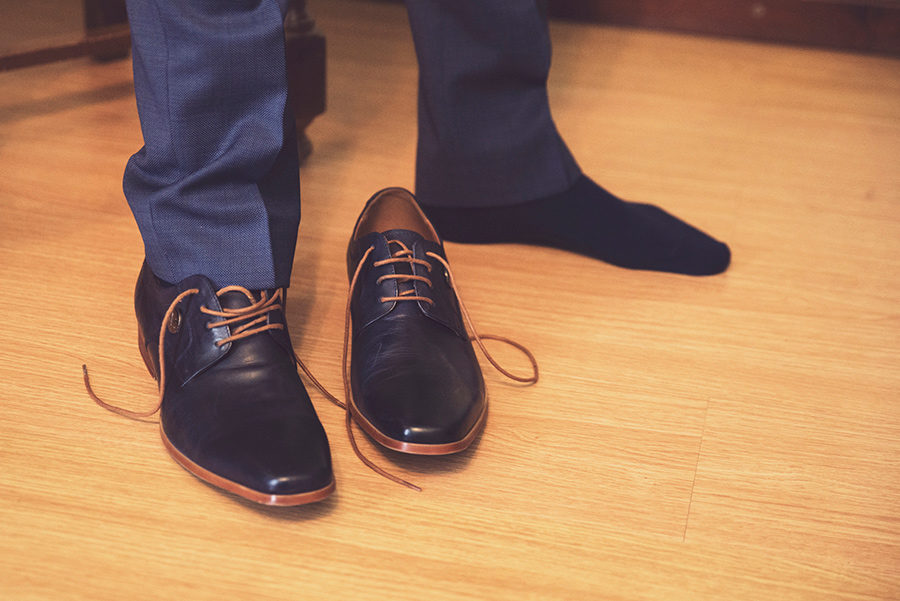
[331,241,539,491]
[83,286,287,419]
[373,239,435,305]
[84,249,539,493]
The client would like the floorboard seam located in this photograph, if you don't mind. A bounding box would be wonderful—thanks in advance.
[682,399,709,542]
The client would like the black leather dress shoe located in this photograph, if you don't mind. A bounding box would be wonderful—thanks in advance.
[346,188,486,455]
[133,262,334,505]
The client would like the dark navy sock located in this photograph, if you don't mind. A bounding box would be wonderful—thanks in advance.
[420,175,730,276]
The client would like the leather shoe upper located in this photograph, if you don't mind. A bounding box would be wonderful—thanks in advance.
[135,262,333,501]
[346,189,486,451]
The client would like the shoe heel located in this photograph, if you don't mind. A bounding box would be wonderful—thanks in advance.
[137,328,158,380]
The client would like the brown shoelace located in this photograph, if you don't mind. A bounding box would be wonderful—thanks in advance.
[84,287,287,419]
[337,240,539,490]
[85,250,538,493]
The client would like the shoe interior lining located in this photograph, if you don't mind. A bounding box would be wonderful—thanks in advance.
[355,189,440,242]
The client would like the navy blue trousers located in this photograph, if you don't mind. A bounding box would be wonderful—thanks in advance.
[124,0,581,288]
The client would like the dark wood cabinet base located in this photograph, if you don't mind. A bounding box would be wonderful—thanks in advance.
[285,3,326,164]
[548,0,900,56]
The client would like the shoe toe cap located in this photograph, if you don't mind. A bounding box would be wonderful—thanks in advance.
[167,414,333,498]
[356,367,485,445]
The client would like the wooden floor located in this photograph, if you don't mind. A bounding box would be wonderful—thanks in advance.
[1,1,898,599]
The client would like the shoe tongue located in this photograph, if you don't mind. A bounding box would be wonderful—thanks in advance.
[380,228,427,250]
[217,288,263,310]
[381,229,427,297]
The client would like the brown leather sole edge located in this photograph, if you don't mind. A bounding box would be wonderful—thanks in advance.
[140,328,334,506]
[348,396,488,456]
[159,424,335,507]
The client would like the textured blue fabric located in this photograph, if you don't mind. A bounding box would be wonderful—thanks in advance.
[124,0,299,288]
[406,0,581,208]
[123,0,582,286]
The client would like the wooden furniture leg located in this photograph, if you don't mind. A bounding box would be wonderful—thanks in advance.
[285,0,328,163]
[84,0,129,61]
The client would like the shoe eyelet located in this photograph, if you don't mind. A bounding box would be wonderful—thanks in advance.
[167,309,182,334]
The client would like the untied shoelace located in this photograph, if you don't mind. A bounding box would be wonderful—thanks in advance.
[336,240,538,490]
[84,286,285,419]
[84,246,538,491]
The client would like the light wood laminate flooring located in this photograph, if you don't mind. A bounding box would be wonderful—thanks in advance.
[1,1,898,599]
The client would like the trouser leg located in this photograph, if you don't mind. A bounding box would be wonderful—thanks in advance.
[405,0,581,208]
[124,0,299,288]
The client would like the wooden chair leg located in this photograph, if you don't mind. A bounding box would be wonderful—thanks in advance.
[83,0,129,61]
[284,0,327,164]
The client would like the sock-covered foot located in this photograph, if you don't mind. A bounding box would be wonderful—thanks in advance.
[420,175,730,275]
